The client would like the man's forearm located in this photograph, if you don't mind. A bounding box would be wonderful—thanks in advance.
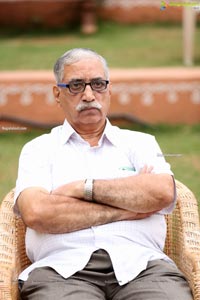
[17,187,152,234]
[57,173,174,213]
[17,171,173,234]
[92,173,174,212]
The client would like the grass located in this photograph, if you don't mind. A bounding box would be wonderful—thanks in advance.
[0,21,200,70]
[0,125,200,210]
[0,131,41,200]
[147,125,200,205]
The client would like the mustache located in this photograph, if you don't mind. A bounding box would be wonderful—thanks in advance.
[76,101,102,112]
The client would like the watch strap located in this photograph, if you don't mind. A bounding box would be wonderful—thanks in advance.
[84,179,94,201]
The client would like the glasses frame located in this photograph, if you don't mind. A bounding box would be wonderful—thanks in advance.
[57,79,109,94]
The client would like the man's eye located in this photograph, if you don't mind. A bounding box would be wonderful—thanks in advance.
[93,81,104,87]
[70,82,83,89]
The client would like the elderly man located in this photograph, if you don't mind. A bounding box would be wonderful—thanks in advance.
[14,48,192,299]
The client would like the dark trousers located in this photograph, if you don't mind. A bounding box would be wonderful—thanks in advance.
[19,249,193,300]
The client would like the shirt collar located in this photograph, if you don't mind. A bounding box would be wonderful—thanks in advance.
[60,118,119,146]
[102,119,120,147]
[60,119,76,145]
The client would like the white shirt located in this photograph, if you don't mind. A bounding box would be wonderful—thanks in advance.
[14,119,175,285]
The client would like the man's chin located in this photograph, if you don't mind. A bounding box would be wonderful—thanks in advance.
[79,114,103,126]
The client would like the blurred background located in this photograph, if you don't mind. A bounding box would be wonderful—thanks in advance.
[0,0,200,207]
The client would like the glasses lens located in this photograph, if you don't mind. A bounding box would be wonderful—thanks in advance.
[91,80,107,91]
[69,81,85,93]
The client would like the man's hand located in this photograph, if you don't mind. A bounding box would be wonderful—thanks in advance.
[53,180,84,199]
[139,165,154,174]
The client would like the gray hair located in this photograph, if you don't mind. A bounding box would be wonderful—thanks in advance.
[53,48,110,83]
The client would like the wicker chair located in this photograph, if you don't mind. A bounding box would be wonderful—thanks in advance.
[0,180,200,300]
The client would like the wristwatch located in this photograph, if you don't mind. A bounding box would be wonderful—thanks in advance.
[84,179,94,201]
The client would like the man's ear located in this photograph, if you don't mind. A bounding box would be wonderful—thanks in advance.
[109,81,112,97]
[53,85,61,104]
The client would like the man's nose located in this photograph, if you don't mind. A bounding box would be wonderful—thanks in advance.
[82,84,95,101]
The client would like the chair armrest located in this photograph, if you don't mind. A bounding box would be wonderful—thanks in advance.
[0,189,30,300]
[165,180,200,300]
[0,189,17,299]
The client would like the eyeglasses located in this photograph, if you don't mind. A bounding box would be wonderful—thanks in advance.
[57,79,109,94]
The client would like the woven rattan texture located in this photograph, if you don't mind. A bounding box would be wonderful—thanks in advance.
[0,180,200,299]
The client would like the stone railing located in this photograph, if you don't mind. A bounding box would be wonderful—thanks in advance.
[0,68,200,131]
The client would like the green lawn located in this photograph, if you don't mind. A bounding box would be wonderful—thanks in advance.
[148,125,200,205]
[0,22,200,70]
[1,125,200,210]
